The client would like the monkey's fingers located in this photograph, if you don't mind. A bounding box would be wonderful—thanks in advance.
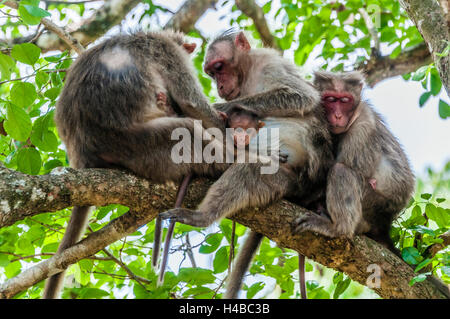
[159,208,210,227]
[294,213,333,236]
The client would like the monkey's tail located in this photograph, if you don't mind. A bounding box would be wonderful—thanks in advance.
[298,254,307,299]
[224,231,263,299]
[151,216,163,270]
[43,206,93,299]
[157,175,192,286]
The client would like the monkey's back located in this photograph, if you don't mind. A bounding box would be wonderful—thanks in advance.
[55,33,181,169]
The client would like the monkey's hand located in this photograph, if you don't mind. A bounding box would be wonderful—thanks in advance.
[159,208,212,227]
[294,212,336,238]
[213,102,258,116]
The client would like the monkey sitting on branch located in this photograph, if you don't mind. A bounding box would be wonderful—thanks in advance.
[160,30,334,299]
[48,30,230,299]
[295,70,415,253]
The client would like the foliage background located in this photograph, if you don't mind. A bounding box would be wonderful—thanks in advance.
[0,0,448,299]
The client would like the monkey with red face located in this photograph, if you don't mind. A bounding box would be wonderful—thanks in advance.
[295,71,415,252]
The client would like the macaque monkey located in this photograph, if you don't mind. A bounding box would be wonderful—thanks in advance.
[295,70,415,253]
[160,30,333,299]
[218,106,265,146]
[47,30,229,299]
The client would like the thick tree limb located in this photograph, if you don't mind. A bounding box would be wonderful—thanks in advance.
[361,42,432,87]
[235,0,278,49]
[399,0,450,95]
[0,166,447,299]
[164,0,218,33]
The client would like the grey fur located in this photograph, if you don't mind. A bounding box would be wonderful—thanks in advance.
[46,30,229,299]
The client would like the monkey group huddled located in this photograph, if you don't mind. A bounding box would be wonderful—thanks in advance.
[49,28,422,299]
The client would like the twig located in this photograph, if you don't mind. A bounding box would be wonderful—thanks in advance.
[4,0,85,54]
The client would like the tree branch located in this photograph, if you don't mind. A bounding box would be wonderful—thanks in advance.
[235,0,278,50]
[360,42,432,87]
[3,0,85,54]
[164,0,218,33]
[399,0,450,95]
[0,166,447,299]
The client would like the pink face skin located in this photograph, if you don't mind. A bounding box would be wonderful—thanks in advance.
[321,91,355,134]
[204,57,240,100]
[204,33,251,100]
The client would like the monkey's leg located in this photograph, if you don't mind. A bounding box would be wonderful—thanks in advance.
[43,206,93,299]
[158,174,192,285]
[295,163,364,237]
[160,163,295,227]
[224,231,263,299]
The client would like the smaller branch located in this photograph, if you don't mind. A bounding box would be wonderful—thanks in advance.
[3,0,85,54]
[235,0,278,50]
[101,248,151,285]
[358,8,380,55]
[164,0,218,33]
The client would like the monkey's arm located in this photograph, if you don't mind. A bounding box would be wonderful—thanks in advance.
[215,66,319,117]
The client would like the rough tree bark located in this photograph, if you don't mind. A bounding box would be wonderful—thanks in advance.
[399,0,450,95]
[0,166,447,299]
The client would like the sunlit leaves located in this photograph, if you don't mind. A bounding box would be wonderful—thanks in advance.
[10,82,37,108]
[3,103,32,142]
[0,53,15,80]
[11,43,41,66]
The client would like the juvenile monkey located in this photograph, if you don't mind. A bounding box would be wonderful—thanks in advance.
[47,30,229,299]
[295,70,415,252]
[218,106,265,146]
[160,30,333,299]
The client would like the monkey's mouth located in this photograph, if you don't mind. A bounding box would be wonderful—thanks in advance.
[226,88,240,100]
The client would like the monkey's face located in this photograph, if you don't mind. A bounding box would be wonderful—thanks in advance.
[322,91,356,134]
[204,42,242,100]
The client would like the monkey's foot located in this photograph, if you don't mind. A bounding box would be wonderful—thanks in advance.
[159,208,212,227]
[294,212,334,237]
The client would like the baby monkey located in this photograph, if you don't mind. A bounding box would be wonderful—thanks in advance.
[218,106,265,147]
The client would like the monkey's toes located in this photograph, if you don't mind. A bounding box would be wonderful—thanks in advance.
[159,208,210,227]
[294,214,316,233]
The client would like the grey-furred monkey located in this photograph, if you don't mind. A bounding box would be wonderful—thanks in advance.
[47,30,229,299]
[160,30,333,299]
[295,70,415,252]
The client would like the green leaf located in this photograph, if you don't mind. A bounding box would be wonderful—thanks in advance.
[0,53,15,80]
[10,82,37,108]
[333,277,351,299]
[420,193,432,200]
[213,246,228,274]
[16,147,42,175]
[419,91,432,107]
[199,233,223,254]
[178,268,216,285]
[22,5,51,18]
[79,288,109,299]
[425,203,448,228]
[18,4,41,25]
[438,99,450,119]
[409,273,430,286]
[11,43,41,65]
[35,71,50,89]
[44,87,62,101]
[246,282,265,299]
[401,247,423,265]
[4,103,32,142]
[409,225,435,236]
[411,66,428,81]
[429,69,442,96]
[414,258,432,272]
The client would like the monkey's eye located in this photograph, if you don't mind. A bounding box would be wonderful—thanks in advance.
[340,97,351,103]
[213,62,223,72]
[324,96,337,102]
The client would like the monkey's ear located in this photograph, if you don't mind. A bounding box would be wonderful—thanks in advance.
[182,43,197,54]
[218,111,228,121]
[235,32,251,52]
